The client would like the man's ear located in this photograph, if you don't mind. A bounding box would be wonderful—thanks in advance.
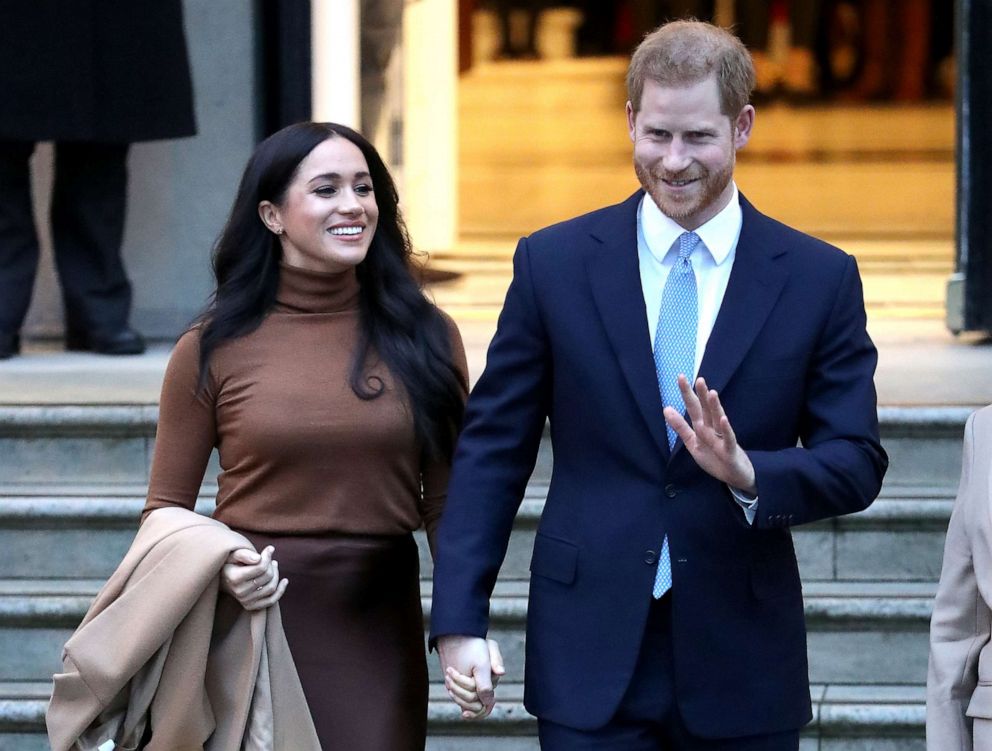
[626,101,637,143]
[258,200,284,235]
[733,105,755,149]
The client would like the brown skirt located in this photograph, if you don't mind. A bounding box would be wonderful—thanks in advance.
[239,530,427,751]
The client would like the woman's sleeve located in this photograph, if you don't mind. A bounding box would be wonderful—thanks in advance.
[142,331,219,518]
[927,411,989,748]
[419,313,469,557]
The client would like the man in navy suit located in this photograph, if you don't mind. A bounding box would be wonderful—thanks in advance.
[430,19,887,750]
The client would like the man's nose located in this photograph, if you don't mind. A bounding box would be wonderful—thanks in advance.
[662,140,691,172]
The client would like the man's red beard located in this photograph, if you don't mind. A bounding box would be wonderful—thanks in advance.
[634,158,734,224]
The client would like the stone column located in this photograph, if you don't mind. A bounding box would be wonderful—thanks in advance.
[311,0,361,127]
[402,0,459,251]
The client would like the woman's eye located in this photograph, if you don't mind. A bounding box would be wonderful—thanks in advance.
[315,186,337,196]
[355,184,374,196]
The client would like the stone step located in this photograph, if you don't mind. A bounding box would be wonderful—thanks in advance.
[0,680,926,750]
[0,404,974,489]
[0,485,955,583]
[0,579,934,687]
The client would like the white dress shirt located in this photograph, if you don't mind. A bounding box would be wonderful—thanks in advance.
[637,184,758,523]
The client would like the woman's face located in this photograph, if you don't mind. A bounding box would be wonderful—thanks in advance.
[260,136,380,273]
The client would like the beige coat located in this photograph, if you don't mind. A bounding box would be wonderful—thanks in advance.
[928,406,992,750]
[46,507,320,751]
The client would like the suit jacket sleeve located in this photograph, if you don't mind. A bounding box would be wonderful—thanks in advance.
[748,255,887,526]
[429,237,551,642]
[927,411,989,749]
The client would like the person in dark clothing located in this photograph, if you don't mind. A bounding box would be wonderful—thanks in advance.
[0,1,197,358]
[493,0,549,59]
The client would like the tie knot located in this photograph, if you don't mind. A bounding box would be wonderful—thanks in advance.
[678,232,701,261]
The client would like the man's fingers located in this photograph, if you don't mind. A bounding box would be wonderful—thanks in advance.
[488,639,505,677]
[472,664,495,709]
[693,376,722,432]
[664,406,694,445]
[702,383,725,433]
[719,415,737,446]
[695,377,715,422]
[702,389,738,449]
[679,374,704,424]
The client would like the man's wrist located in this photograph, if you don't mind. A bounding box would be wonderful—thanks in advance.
[733,451,757,495]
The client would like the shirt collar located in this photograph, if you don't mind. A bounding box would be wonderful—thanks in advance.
[640,183,742,266]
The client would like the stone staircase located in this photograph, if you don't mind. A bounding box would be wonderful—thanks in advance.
[0,403,974,750]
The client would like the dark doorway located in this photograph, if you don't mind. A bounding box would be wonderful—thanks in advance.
[951,0,992,334]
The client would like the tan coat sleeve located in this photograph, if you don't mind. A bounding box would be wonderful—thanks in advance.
[928,410,991,750]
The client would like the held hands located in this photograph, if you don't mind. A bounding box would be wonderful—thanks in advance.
[437,635,505,719]
[664,375,757,495]
[220,545,288,611]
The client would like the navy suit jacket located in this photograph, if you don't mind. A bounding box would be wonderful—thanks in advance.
[429,192,888,738]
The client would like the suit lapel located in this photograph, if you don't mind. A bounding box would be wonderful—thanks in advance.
[696,197,789,396]
[586,192,672,460]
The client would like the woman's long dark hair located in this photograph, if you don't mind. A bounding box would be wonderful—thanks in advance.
[193,122,466,461]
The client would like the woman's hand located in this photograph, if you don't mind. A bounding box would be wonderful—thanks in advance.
[220,545,288,610]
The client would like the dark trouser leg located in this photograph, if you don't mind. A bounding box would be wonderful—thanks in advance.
[0,141,40,337]
[51,141,132,335]
[667,718,800,750]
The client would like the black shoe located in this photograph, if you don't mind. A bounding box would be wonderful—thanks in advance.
[66,327,146,355]
[0,332,19,360]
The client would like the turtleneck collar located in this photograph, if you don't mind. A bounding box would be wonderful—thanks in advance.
[273,262,361,314]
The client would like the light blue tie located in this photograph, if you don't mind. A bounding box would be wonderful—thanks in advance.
[651,231,700,598]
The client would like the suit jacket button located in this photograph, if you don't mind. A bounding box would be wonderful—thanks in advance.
[665,484,678,498]
[645,550,657,565]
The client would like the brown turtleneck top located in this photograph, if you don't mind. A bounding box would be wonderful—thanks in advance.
[144,263,467,549]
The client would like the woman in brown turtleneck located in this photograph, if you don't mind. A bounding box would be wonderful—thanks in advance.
[143,122,468,750]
